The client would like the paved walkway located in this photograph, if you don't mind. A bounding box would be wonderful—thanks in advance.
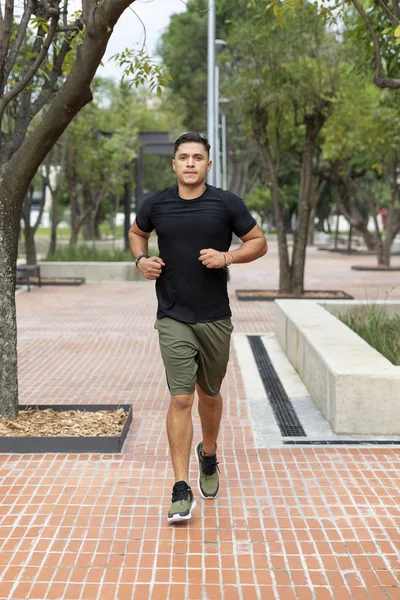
[3,243,400,599]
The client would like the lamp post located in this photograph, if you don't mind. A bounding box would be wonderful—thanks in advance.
[219,98,230,190]
[207,0,216,185]
[215,39,228,189]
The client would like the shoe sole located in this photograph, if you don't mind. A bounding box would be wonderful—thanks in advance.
[167,500,196,523]
[195,442,219,499]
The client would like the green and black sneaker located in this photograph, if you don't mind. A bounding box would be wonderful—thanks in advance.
[195,442,220,499]
[167,481,196,523]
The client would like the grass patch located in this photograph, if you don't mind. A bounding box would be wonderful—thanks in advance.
[339,305,400,366]
[44,246,157,262]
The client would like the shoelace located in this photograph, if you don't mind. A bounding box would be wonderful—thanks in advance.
[171,482,190,503]
[201,452,220,477]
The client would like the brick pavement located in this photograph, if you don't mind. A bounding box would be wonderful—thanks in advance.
[1,242,399,599]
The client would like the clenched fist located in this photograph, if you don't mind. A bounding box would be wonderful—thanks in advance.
[138,256,165,280]
[199,248,226,269]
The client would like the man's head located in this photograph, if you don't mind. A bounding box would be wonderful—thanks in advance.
[172,133,212,187]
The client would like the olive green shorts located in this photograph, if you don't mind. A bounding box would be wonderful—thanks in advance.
[154,317,234,397]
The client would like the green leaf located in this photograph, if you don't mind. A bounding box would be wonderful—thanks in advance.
[395,25,400,38]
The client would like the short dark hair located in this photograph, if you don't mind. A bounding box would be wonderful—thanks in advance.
[174,132,210,157]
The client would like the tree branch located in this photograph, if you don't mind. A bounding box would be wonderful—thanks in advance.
[352,0,400,89]
[4,0,137,198]
[0,0,14,91]
[0,14,59,123]
[31,23,82,118]
[57,24,81,32]
[3,3,33,93]
[62,0,68,28]
[376,0,399,27]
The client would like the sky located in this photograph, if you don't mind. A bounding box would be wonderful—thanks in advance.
[96,0,187,80]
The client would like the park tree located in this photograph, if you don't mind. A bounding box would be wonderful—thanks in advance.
[323,79,400,265]
[64,99,138,246]
[269,0,400,90]
[0,0,167,417]
[157,0,209,132]
[227,2,340,294]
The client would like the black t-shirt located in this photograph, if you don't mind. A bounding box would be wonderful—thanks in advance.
[136,184,257,323]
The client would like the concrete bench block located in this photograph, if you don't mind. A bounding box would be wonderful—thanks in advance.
[39,262,144,282]
[275,300,400,435]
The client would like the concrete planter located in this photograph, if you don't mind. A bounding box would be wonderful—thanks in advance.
[0,405,133,453]
[275,300,400,435]
[39,261,144,282]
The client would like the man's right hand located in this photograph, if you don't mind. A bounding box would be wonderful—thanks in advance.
[138,256,165,280]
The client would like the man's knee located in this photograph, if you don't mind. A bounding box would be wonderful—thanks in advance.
[170,393,195,411]
[197,385,221,405]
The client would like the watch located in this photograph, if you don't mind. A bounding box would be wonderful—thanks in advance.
[135,253,149,268]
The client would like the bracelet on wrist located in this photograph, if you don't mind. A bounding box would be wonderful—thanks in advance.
[222,252,233,267]
[135,253,149,268]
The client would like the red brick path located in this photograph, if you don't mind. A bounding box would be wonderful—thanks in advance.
[2,243,399,599]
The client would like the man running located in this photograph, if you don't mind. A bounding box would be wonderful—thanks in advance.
[129,132,267,523]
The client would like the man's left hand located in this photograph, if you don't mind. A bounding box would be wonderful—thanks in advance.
[199,248,225,269]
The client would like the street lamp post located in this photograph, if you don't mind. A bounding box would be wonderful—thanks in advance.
[219,98,230,190]
[215,39,228,189]
[207,0,216,185]
[215,64,220,188]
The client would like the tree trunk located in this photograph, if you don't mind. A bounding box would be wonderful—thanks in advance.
[94,205,102,240]
[21,190,37,265]
[380,179,400,267]
[368,196,385,265]
[334,212,339,249]
[69,188,80,246]
[381,222,400,266]
[0,187,23,418]
[307,177,321,246]
[291,108,328,295]
[48,188,59,257]
[24,220,37,265]
[308,205,316,246]
[292,141,313,295]
[70,228,78,246]
[376,235,385,265]
[347,224,353,253]
[362,229,376,252]
[0,0,140,419]
[82,217,94,241]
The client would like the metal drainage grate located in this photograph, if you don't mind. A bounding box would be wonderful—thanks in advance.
[283,440,400,446]
[248,336,306,438]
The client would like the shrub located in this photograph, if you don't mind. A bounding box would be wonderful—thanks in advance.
[339,305,400,366]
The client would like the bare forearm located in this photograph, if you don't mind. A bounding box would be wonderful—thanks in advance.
[128,231,148,259]
[228,237,268,264]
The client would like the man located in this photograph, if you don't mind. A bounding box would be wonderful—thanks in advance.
[129,132,267,523]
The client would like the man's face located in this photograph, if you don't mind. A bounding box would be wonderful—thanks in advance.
[172,142,212,186]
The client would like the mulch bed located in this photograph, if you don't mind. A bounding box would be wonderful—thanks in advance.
[17,277,85,286]
[236,290,353,301]
[318,247,400,257]
[0,407,126,437]
[351,265,400,271]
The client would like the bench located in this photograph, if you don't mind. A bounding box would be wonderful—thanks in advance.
[16,264,42,293]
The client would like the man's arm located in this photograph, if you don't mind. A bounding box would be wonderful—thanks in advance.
[199,224,268,269]
[128,221,165,280]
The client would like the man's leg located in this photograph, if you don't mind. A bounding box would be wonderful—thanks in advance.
[155,318,199,522]
[167,393,195,483]
[193,318,233,499]
[196,384,222,455]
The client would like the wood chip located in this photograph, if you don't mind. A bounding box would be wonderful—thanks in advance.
[0,408,127,437]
